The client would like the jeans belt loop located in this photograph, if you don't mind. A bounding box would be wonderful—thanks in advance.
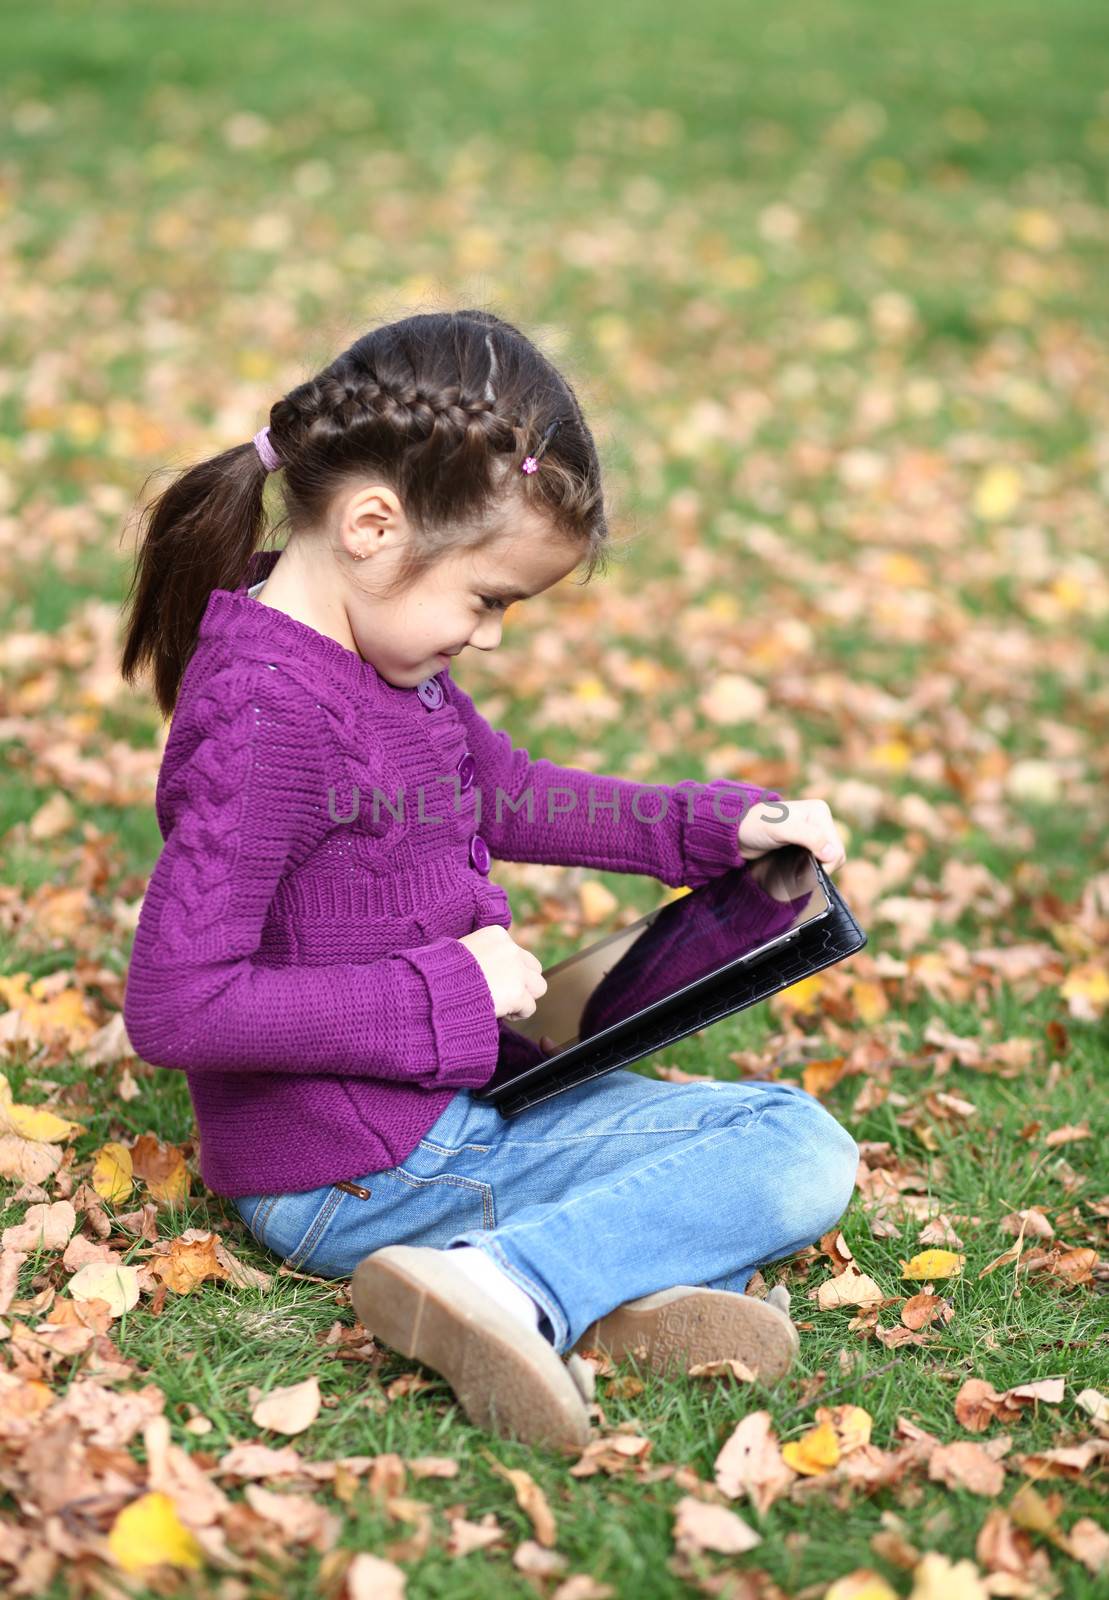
[334,1180,372,1199]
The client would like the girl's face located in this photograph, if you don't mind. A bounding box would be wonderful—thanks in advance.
[339,485,584,687]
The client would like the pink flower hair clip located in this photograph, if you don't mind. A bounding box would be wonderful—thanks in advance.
[521,417,562,474]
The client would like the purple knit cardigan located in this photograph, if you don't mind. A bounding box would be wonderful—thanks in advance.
[122,548,782,1196]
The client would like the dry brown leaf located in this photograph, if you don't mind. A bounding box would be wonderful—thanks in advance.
[406,1455,460,1479]
[901,1292,954,1330]
[129,1133,190,1205]
[568,1434,652,1478]
[918,1214,965,1248]
[0,1135,63,1185]
[445,1515,505,1557]
[150,1234,231,1295]
[928,1440,1005,1496]
[817,1265,885,1310]
[550,1577,617,1600]
[1011,1439,1109,1478]
[686,1357,757,1382]
[381,1495,434,1563]
[485,1458,557,1547]
[606,1373,644,1400]
[243,1482,342,1546]
[975,1507,1054,1590]
[513,1540,568,1578]
[999,1207,1054,1241]
[672,1494,761,1556]
[1066,1517,1109,1577]
[384,1372,439,1400]
[251,1376,321,1436]
[1075,1388,1109,1424]
[216,1441,307,1479]
[1043,1121,1090,1147]
[713,1409,796,1513]
[1006,1377,1064,1406]
[1,1199,76,1252]
[344,1551,407,1599]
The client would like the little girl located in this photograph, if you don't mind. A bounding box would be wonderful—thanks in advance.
[120,309,859,1454]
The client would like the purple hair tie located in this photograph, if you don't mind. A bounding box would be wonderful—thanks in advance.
[521,416,562,475]
[253,425,282,472]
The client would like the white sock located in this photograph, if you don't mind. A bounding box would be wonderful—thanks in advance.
[447,1245,543,1337]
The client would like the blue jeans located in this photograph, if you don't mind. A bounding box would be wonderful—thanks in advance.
[231,1070,859,1355]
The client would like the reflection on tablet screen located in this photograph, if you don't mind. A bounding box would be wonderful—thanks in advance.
[498,845,830,1070]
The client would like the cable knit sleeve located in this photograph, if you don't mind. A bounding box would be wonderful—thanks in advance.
[446,675,784,889]
[122,664,500,1088]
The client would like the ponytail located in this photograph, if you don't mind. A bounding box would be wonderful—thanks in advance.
[119,440,271,717]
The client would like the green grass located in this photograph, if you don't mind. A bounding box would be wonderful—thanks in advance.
[1,0,1107,1596]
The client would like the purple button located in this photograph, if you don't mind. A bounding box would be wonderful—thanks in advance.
[457,751,476,792]
[469,832,491,874]
[416,676,443,710]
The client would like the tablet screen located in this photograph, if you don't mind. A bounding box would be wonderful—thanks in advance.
[497,844,831,1069]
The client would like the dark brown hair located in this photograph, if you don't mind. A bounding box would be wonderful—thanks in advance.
[119,309,612,717]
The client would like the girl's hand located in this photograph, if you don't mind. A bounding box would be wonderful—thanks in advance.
[737,795,847,873]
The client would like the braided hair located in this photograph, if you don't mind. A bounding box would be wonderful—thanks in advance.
[121,309,612,716]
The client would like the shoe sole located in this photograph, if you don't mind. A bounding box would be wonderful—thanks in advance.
[576,1287,800,1382]
[350,1245,592,1453]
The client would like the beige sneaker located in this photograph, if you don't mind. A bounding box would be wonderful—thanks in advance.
[350,1245,592,1453]
[573,1283,799,1382]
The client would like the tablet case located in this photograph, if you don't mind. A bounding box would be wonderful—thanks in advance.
[474,859,867,1118]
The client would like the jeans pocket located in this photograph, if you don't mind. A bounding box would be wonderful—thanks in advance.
[301,1164,497,1279]
[237,1185,337,1267]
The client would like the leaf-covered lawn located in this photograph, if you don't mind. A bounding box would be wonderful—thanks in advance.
[1,2,1106,1596]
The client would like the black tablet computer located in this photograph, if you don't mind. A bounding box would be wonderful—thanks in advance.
[472,844,867,1118]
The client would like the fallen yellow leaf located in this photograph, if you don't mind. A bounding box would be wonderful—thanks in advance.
[91,1142,134,1204]
[826,1574,900,1600]
[1056,960,1107,1024]
[909,1550,989,1599]
[68,1261,141,1318]
[0,1073,84,1143]
[850,979,889,1023]
[782,1420,840,1476]
[108,1490,204,1575]
[579,880,619,926]
[0,976,100,1051]
[818,1404,873,1455]
[802,1057,847,1098]
[901,1249,964,1280]
[973,463,1022,521]
[771,972,825,1015]
[866,739,912,772]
